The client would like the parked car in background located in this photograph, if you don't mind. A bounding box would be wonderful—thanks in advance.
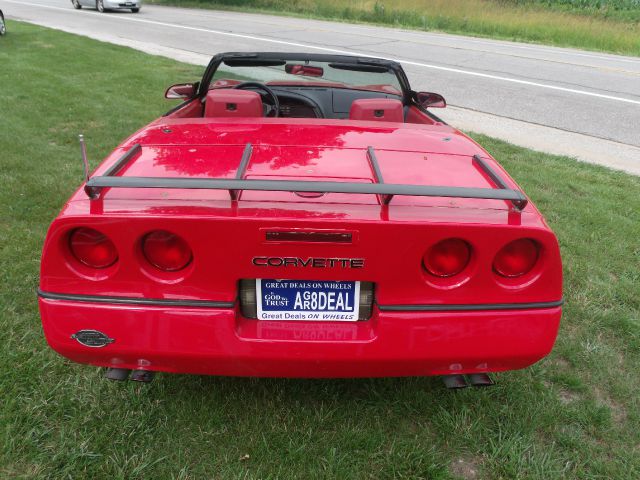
[71,0,141,13]
[0,10,6,36]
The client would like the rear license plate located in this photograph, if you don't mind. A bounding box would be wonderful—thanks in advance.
[256,279,360,321]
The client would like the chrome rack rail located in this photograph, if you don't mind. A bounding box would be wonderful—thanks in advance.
[84,144,528,211]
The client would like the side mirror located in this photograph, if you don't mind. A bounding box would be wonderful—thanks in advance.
[416,91,446,108]
[165,83,197,100]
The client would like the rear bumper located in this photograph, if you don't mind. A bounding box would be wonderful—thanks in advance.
[39,294,561,378]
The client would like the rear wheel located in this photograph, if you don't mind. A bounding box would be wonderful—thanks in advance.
[131,7,140,12]
[96,0,105,12]
[71,0,82,9]
[0,12,6,36]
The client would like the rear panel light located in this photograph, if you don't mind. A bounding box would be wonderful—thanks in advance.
[265,231,352,243]
[493,238,540,277]
[69,227,118,269]
[423,238,471,277]
[142,230,192,271]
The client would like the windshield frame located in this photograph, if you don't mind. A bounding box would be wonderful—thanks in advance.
[198,52,413,104]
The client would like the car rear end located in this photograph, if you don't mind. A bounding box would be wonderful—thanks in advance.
[39,120,562,378]
[39,198,562,379]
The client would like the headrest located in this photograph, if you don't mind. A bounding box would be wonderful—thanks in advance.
[204,89,263,118]
[349,98,404,123]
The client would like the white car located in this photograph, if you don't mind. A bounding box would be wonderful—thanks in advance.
[71,0,141,13]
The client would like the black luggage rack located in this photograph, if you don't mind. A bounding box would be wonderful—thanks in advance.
[84,143,528,211]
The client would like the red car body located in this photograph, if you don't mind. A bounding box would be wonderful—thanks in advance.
[39,52,562,379]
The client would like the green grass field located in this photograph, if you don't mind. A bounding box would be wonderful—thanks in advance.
[147,0,640,57]
[1,22,639,479]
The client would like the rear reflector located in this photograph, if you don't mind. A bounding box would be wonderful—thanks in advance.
[69,227,118,269]
[240,280,374,320]
[423,238,471,277]
[493,238,539,277]
[142,230,192,271]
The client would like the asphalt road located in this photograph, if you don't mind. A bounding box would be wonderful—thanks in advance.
[3,0,640,172]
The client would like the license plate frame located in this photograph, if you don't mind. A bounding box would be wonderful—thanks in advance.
[256,279,360,322]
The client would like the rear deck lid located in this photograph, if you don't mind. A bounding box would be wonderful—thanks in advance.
[85,120,527,213]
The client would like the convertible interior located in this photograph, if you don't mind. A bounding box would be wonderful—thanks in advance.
[163,54,446,127]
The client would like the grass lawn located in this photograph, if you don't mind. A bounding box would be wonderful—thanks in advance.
[1,21,639,480]
[147,0,640,57]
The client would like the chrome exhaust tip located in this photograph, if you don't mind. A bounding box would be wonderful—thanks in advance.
[105,367,130,381]
[467,373,495,387]
[129,370,154,383]
[442,374,468,389]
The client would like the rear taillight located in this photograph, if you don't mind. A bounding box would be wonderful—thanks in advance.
[142,230,192,271]
[423,238,471,277]
[69,227,118,269]
[493,238,539,277]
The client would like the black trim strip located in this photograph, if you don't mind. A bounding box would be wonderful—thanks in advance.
[85,143,142,198]
[377,299,563,312]
[38,289,562,312]
[163,98,192,116]
[472,155,527,211]
[229,143,253,201]
[103,144,142,177]
[366,146,392,205]
[38,289,235,309]
[367,146,385,184]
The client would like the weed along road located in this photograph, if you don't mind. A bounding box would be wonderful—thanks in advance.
[3,0,640,173]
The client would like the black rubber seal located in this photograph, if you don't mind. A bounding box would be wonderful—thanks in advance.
[37,289,235,309]
[38,289,562,312]
[377,299,564,312]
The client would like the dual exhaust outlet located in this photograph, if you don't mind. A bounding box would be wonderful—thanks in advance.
[442,373,494,389]
[104,368,492,388]
[105,368,154,383]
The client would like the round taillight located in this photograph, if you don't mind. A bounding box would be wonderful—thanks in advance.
[69,227,118,269]
[493,238,539,278]
[142,230,192,271]
[423,238,471,277]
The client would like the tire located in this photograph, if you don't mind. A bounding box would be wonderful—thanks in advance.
[71,0,82,9]
[131,7,140,12]
[96,0,105,12]
[0,12,6,36]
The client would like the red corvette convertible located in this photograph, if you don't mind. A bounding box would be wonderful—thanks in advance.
[39,52,562,386]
